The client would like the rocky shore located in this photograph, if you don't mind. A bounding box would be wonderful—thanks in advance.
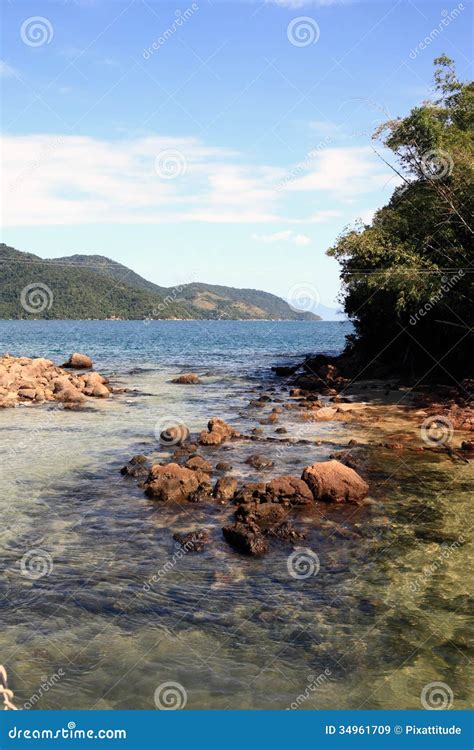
[0,353,114,408]
[118,353,472,560]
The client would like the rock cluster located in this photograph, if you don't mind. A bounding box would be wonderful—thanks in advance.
[0,354,112,408]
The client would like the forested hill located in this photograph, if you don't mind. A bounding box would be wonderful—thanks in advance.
[0,245,321,321]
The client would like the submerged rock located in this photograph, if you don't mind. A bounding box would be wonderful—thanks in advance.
[245,454,274,471]
[184,455,212,473]
[171,373,201,384]
[222,522,268,556]
[173,530,210,552]
[160,424,190,447]
[302,459,369,503]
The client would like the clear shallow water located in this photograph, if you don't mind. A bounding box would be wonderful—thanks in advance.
[0,320,472,711]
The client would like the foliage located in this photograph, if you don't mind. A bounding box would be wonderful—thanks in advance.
[328,56,473,377]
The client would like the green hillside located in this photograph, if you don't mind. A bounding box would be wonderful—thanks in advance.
[0,245,321,320]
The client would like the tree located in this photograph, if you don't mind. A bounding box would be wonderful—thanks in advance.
[328,56,473,379]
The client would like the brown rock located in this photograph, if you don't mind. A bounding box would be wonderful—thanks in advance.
[62,353,93,369]
[161,424,190,447]
[216,461,233,472]
[171,373,201,384]
[233,482,267,504]
[199,417,235,446]
[265,476,313,505]
[144,462,209,502]
[173,530,210,552]
[235,503,287,530]
[185,455,213,473]
[222,522,268,556]
[245,454,274,471]
[213,477,238,503]
[302,459,369,503]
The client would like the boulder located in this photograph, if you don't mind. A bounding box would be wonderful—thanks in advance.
[171,373,201,384]
[62,353,93,369]
[265,476,313,505]
[216,461,233,472]
[235,503,287,530]
[213,477,238,504]
[233,482,267,505]
[184,455,213,473]
[302,459,369,503]
[199,417,235,446]
[222,522,268,556]
[144,463,209,502]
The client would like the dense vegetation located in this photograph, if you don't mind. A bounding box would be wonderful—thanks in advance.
[0,245,320,321]
[328,57,473,378]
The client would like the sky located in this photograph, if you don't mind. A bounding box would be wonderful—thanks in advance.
[1,0,472,310]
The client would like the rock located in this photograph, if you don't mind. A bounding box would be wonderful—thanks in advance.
[267,521,306,542]
[160,424,190,446]
[144,463,208,502]
[313,406,338,421]
[245,454,274,471]
[54,384,86,403]
[199,417,235,446]
[272,365,298,376]
[121,463,148,478]
[173,530,210,552]
[222,522,268,556]
[216,461,233,472]
[62,353,93,369]
[184,455,213,473]
[171,373,201,384]
[88,383,110,398]
[234,482,267,504]
[275,427,287,434]
[213,477,237,504]
[265,476,313,505]
[18,388,36,400]
[235,503,288,530]
[130,454,148,464]
[302,459,369,503]
[461,440,474,452]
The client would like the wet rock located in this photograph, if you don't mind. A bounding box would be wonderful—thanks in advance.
[144,462,209,502]
[216,461,233,472]
[121,463,148,478]
[302,459,369,503]
[160,424,190,447]
[234,482,267,504]
[461,440,474,452]
[222,521,268,556]
[173,530,210,552]
[251,427,264,435]
[245,454,274,471]
[199,417,235,446]
[275,427,287,434]
[328,451,359,471]
[62,352,93,369]
[171,373,201,384]
[265,476,313,505]
[213,477,238,504]
[235,502,288,530]
[130,454,148,464]
[267,521,305,542]
[184,455,213,473]
[272,365,298,376]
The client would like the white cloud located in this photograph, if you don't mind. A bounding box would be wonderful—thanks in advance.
[252,230,311,246]
[1,134,394,227]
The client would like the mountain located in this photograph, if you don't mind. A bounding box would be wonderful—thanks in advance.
[0,245,322,321]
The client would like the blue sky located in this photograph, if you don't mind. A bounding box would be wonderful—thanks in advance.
[1,0,472,309]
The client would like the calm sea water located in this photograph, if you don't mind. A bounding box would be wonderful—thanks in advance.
[0,321,472,711]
